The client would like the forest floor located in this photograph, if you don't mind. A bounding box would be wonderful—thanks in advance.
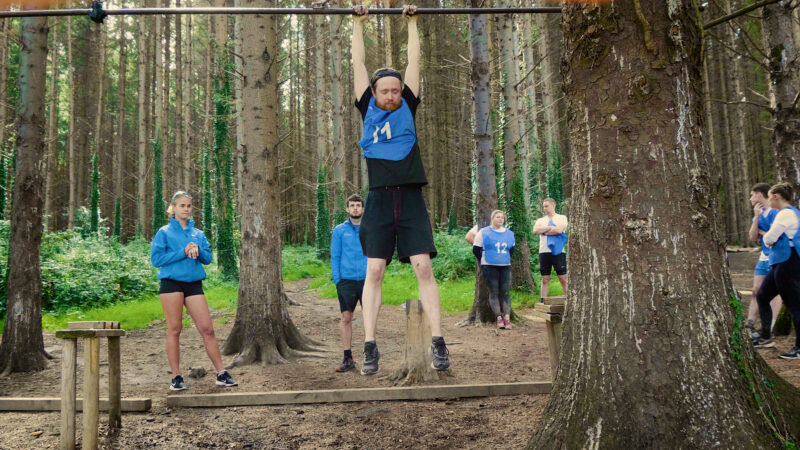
[0,252,798,449]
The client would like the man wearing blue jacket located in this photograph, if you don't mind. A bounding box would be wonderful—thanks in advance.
[331,194,368,372]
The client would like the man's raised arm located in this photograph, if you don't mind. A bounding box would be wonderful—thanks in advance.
[403,5,420,97]
[351,6,370,98]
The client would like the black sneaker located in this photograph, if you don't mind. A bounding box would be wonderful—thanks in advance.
[744,319,756,332]
[361,342,380,376]
[779,346,800,360]
[751,332,775,348]
[170,375,187,391]
[336,357,356,373]
[431,342,450,371]
[216,370,238,387]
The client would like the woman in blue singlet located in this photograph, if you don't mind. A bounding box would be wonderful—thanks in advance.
[472,210,516,329]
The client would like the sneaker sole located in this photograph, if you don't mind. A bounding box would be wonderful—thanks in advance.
[360,367,379,376]
[778,354,800,360]
[169,386,187,391]
[754,342,775,348]
[335,366,356,373]
[215,381,238,387]
[431,362,450,371]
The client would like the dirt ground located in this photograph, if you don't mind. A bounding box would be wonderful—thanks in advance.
[0,253,798,449]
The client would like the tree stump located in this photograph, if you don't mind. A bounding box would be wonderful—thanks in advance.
[389,299,439,386]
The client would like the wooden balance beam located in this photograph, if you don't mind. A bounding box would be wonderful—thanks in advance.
[166,381,552,408]
[0,397,151,412]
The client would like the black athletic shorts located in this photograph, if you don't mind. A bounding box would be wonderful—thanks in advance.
[159,278,205,297]
[359,186,437,264]
[539,252,567,276]
[336,279,365,313]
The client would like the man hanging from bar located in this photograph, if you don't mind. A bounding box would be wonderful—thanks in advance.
[350,4,450,376]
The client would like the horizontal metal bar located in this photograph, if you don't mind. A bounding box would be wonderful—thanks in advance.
[0,6,562,19]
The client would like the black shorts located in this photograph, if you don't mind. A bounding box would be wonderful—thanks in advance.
[336,279,365,313]
[359,186,437,264]
[539,253,567,276]
[159,278,205,297]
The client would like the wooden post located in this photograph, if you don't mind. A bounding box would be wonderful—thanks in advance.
[545,319,561,378]
[107,336,121,429]
[60,338,77,450]
[83,337,100,450]
[388,299,440,385]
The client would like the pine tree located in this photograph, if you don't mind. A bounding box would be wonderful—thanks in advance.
[213,51,238,280]
[334,182,346,225]
[0,150,6,219]
[315,164,330,259]
[447,205,458,234]
[546,147,564,206]
[89,150,99,234]
[202,142,214,245]
[152,135,165,237]
[113,198,121,240]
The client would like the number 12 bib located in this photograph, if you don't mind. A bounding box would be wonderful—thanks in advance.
[358,96,417,161]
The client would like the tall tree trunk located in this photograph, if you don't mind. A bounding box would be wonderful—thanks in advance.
[137,5,149,237]
[0,13,50,374]
[175,0,184,190]
[0,19,8,174]
[222,0,315,365]
[114,10,127,235]
[183,0,193,195]
[528,2,800,447]
[44,18,59,231]
[67,12,76,228]
[330,11,345,218]
[462,9,496,326]
[233,0,244,206]
[94,20,109,232]
[497,6,534,291]
[763,0,800,197]
[161,12,171,197]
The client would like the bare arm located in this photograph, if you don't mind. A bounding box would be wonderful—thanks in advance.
[465,225,478,245]
[351,7,369,98]
[532,221,549,235]
[403,5,420,97]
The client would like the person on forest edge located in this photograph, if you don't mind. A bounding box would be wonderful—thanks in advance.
[745,183,782,334]
[533,198,568,302]
[330,194,368,372]
[150,191,237,390]
[471,210,516,329]
[351,4,450,376]
[751,182,800,360]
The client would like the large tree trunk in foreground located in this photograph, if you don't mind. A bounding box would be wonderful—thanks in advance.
[0,14,50,374]
[528,2,800,447]
[461,10,497,326]
[222,2,315,365]
[763,0,800,198]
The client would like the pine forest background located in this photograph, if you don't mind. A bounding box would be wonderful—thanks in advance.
[0,0,795,262]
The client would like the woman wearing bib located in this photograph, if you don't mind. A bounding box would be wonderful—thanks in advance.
[751,182,800,360]
[472,210,516,329]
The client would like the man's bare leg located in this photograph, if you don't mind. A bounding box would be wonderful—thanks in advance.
[557,274,568,296]
[361,258,386,342]
[409,253,442,337]
[541,275,551,299]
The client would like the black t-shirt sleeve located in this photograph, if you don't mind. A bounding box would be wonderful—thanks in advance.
[402,85,420,117]
[355,87,372,119]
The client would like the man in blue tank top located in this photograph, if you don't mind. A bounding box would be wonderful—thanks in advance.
[351,4,450,376]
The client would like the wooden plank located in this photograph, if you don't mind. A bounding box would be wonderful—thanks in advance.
[534,303,565,314]
[60,338,77,450]
[543,296,565,305]
[528,310,561,323]
[107,336,122,428]
[83,338,100,450]
[67,321,120,330]
[166,382,553,408]
[55,329,126,339]
[0,397,152,412]
[545,321,561,379]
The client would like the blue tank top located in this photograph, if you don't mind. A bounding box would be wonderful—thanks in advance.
[757,209,778,257]
[358,96,417,161]
[767,206,800,266]
[480,227,515,266]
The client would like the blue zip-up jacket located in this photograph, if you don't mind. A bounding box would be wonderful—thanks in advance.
[330,219,367,285]
[150,217,212,282]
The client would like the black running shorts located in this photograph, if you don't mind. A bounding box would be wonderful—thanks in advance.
[359,186,437,264]
[158,278,205,297]
[336,279,365,313]
[539,252,567,276]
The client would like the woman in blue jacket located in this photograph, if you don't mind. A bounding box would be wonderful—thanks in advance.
[151,191,237,390]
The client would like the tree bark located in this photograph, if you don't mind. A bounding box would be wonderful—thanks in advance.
[114,10,127,235]
[0,13,50,375]
[175,0,184,190]
[222,0,316,366]
[66,11,76,228]
[44,18,59,232]
[528,2,800,447]
[137,7,148,236]
[461,9,497,326]
[763,0,800,198]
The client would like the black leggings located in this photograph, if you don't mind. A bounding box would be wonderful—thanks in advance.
[756,251,800,347]
[481,265,512,318]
